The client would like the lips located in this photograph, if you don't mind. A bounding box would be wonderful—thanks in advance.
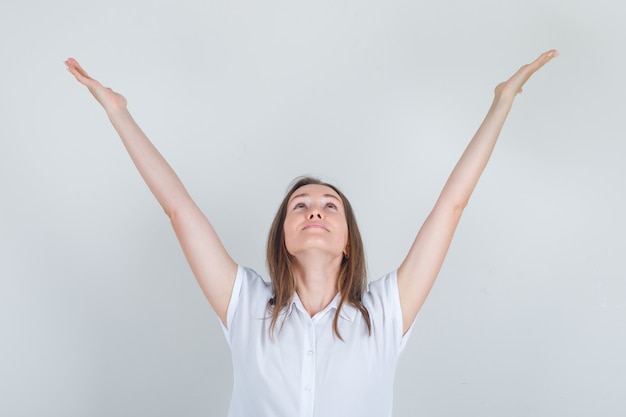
[303,221,328,231]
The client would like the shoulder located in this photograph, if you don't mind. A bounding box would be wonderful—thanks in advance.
[362,270,400,307]
[231,265,273,303]
[361,270,402,325]
[361,270,413,351]
[224,266,272,331]
[238,266,271,288]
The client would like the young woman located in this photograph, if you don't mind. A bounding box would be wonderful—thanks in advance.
[66,49,558,416]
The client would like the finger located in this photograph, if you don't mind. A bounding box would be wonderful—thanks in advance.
[65,59,101,89]
[527,49,559,73]
[542,49,559,60]
[496,50,558,97]
[65,58,90,79]
[510,49,559,87]
[64,58,79,72]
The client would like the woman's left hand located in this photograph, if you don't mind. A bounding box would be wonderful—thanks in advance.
[495,49,559,99]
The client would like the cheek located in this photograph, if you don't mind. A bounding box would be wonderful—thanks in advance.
[337,221,349,245]
[282,219,296,251]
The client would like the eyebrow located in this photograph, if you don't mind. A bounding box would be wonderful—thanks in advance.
[289,193,341,202]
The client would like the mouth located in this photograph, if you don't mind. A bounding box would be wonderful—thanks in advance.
[303,221,328,231]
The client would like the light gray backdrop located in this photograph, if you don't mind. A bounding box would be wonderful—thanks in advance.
[1,0,624,416]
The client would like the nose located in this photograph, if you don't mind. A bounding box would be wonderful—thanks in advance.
[308,210,322,220]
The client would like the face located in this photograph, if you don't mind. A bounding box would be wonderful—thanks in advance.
[283,184,349,259]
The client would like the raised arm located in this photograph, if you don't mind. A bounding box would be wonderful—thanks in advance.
[397,50,559,334]
[65,58,237,326]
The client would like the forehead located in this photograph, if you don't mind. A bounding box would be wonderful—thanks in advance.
[289,184,342,201]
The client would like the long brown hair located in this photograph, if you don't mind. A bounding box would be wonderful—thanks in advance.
[266,177,371,340]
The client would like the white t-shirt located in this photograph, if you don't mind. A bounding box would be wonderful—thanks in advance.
[221,266,414,417]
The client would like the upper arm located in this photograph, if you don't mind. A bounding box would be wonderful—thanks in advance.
[397,202,463,334]
[170,202,238,327]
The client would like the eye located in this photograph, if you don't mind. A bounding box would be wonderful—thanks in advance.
[293,202,306,210]
[326,202,337,210]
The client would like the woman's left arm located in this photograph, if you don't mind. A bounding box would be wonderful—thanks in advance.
[397,50,558,334]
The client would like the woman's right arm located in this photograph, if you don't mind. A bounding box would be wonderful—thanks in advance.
[66,58,237,326]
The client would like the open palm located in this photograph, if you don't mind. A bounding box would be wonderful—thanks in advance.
[496,49,559,98]
[65,58,127,111]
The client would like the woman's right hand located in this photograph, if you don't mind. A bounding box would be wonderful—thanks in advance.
[65,58,127,112]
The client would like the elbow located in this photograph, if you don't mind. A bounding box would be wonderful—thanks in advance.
[166,205,187,222]
[166,199,200,224]
[164,202,184,221]
[450,201,466,219]
[436,194,469,217]
[455,198,469,213]
[162,195,194,220]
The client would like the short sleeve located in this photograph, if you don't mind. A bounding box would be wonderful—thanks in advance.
[364,270,416,353]
[220,266,273,347]
[220,266,244,344]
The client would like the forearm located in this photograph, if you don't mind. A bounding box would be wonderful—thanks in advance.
[437,94,514,210]
[398,94,517,332]
[397,50,557,333]
[106,107,192,217]
[65,58,238,322]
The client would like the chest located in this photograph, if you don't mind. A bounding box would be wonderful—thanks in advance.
[229,308,396,416]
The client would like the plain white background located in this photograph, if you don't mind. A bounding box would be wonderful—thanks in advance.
[1,0,625,415]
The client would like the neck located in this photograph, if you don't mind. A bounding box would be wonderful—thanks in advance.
[292,251,343,317]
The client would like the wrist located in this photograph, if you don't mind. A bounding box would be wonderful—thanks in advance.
[104,102,130,117]
[105,105,133,126]
[491,90,515,110]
